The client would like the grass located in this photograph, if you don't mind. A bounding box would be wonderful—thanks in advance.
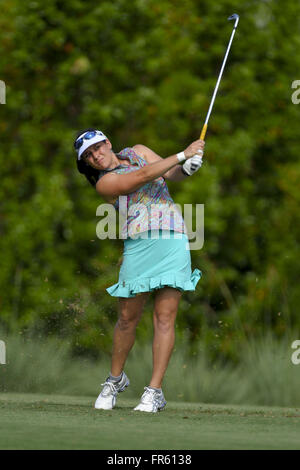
[1,332,300,407]
[0,393,299,450]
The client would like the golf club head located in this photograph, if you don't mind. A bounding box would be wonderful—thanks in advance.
[228,13,239,27]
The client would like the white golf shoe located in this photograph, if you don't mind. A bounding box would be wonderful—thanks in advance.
[94,372,130,410]
[134,386,166,413]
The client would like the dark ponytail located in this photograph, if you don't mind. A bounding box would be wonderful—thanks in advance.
[76,158,100,187]
[74,128,101,187]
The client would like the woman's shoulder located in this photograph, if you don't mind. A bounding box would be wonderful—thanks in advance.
[119,146,148,166]
[131,144,147,155]
[119,146,142,156]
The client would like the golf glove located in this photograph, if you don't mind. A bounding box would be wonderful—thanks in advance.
[181,153,203,176]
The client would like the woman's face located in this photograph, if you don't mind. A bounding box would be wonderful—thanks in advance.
[81,140,113,170]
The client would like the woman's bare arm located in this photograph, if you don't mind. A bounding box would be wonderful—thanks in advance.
[132,144,205,182]
[96,154,180,198]
[132,145,186,181]
[96,139,204,198]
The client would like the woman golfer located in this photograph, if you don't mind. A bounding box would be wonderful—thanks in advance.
[74,129,205,412]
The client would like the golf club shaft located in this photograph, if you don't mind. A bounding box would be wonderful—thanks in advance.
[200,14,239,141]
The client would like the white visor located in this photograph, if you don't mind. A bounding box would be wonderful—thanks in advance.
[76,130,107,160]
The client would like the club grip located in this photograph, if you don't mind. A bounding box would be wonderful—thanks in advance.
[200,124,207,141]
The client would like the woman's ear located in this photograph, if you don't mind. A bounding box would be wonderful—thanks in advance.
[105,139,112,150]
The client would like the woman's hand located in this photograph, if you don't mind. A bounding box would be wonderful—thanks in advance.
[183,139,205,159]
[181,154,203,176]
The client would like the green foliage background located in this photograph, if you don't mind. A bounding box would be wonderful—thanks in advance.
[1,0,300,360]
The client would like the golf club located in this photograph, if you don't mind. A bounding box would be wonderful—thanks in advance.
[199,13,239,141]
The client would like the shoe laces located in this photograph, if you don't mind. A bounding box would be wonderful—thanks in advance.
[141,387,159,404]
[101,380,117,397]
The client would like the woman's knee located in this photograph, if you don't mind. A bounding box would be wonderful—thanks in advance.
[117,293,148,331]
[153,308,177,333]
[117,310,141,331]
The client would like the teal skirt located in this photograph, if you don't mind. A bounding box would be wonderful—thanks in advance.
[106,230,201,298]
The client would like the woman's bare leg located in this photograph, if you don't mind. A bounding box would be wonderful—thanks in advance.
[111,292,149,376]
[149,287,182,388]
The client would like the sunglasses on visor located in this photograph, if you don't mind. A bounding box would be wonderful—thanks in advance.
[74,130,105,150]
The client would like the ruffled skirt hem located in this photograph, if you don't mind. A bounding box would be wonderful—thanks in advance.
[106,268,202,298]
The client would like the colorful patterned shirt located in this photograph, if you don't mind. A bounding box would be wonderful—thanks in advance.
[97,147,186,238]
